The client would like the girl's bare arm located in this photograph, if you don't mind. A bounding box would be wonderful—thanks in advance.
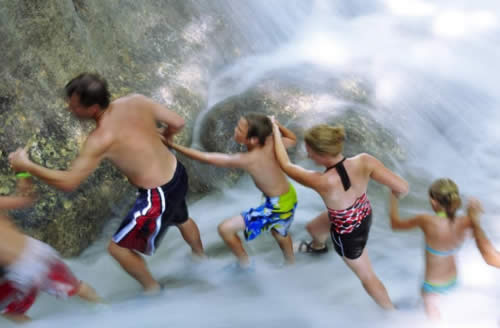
[365,154,409,198]
[389,192,424,230]
[469,200,500,268]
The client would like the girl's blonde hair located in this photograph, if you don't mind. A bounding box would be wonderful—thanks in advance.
[428,178,462,220]
[304,124,345,156]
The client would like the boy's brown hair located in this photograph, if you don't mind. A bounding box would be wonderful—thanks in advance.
[244,113,272,146]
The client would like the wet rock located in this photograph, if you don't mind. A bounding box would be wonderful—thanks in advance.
[194,75,405,189]
[0,0,402,256]
[0,0,260,256]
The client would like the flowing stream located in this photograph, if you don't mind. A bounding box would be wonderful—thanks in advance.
[5,0,500,327]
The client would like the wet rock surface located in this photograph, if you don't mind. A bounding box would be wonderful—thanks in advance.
[0,0,257,256]
[194,74,405,190]
[0,1,404,256]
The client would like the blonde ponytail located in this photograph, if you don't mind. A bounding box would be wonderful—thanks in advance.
[429,178,462,220]
[304,124,345,156]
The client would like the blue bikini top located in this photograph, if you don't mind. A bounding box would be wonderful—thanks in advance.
[425,244,459,257]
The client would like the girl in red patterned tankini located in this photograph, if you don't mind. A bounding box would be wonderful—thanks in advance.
[272,120,408,310]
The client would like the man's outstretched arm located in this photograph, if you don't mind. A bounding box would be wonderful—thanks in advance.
[9,134,108,192]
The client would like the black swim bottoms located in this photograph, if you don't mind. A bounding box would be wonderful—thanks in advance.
[112,161,189,255]
[330,212,372,260]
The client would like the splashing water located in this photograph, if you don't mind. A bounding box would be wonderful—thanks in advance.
[6,0,500,327]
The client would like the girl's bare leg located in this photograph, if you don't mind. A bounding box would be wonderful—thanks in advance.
[343,249,394,310]
[422,292,441,320]
[305,211,330,249]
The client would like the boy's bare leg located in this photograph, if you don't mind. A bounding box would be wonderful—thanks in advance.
[218,215,249,266]
[177,218,205,258]
[271,230,295,265]
[107,241,160,292]
[305,211,330,249]
[2,313,31,323]
[343,249,394,310]
[76,281,103,303]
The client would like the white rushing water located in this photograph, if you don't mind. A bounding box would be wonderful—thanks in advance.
[5,0,500,327]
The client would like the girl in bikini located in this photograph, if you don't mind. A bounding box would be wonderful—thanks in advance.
[272,120,408,309]
[389,178,481,320]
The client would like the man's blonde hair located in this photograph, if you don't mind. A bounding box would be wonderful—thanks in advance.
[304,124,345,156]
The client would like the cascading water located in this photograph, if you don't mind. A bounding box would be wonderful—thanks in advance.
[8,1,500,327]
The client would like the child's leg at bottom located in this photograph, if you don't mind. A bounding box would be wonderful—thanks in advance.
[422,292,441,320]
[2,313,31,323]
[343,249,394,310]
[305,211,330,249]
[76,281,103,303]
[218,215,248,266]
[271,230,294,265]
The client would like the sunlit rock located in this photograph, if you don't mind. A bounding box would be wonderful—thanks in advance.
[193,75,405,190]
[0,0,247,256]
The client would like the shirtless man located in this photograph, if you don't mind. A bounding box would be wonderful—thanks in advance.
[9,73,204,292]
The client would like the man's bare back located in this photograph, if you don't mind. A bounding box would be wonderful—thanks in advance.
[8,73,204,292]
[92,94,178,188]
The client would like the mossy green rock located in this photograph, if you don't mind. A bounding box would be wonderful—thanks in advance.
[0,1,405,256]
[0,0,249,256]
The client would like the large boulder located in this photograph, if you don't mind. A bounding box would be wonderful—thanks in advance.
[0,0,279,256]
[191,75,405,189]
[0,0,404,256]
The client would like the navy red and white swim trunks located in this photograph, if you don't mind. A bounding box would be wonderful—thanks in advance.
[113,161,189,255]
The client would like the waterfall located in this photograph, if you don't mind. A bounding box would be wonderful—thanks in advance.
[9,1,500,327]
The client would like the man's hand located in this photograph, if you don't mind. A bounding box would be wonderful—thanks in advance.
[8,148,31,172]
[157,126,168,144]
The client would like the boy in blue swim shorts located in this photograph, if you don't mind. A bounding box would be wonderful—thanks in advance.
[243,183,297,241]
[169,113,298,268]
